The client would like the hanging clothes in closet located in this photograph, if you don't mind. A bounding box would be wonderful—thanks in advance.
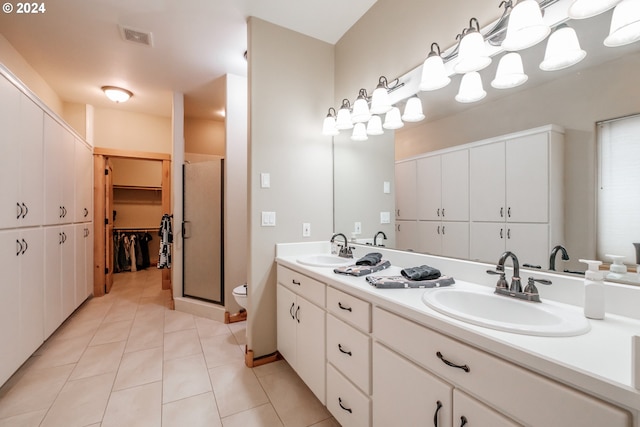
[113,231,154,273]
[158,214,173,269]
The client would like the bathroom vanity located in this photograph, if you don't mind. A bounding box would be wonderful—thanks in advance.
[275,242,640,427]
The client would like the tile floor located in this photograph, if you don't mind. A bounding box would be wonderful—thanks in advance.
[0,269,339,427]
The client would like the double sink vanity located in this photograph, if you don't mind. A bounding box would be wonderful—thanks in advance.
[275,241,640,427]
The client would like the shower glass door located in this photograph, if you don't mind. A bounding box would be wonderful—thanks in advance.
[182,159,224,304]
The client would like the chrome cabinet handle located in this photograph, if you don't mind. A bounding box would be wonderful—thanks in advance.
[433,401,443,427]
[338,397,352,414]
[338,344,352,356]
[436,351,470,372]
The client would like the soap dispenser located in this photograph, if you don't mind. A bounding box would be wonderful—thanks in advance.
[605,254,627,280]
[579,259,605,320]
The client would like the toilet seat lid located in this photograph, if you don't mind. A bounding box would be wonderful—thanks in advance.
[233,284,247,296]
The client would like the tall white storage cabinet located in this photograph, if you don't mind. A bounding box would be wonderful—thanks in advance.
[0,67,94,387]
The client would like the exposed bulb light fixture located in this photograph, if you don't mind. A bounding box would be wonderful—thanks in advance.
[456,72,487,103]
[322,107,339,136]
[540,24,586,71]
[568,0,621,19]
[351,122,368,141]
[366,115,384,136]
[335,99,354,130]
[502,0,550,51]
[419,43,451,91]
[102,86,133,103]
[370,76,395,114]
[351,89,372,123]
[383,107,404,130]
[454,18,492,74]
[402,96,425,122]
[604,0,640,47]
[491,52,528,89]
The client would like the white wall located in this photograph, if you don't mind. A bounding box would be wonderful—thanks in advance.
[247,18,335,358]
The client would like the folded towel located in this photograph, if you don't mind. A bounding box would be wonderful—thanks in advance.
[334,260,391,277]
[366,275,455,289]
[356,252,383,266]
[401,265,441,281]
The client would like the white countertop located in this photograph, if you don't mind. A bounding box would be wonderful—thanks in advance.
[275,242,640,413]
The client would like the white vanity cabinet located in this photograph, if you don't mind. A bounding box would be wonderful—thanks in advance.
[394,160,417,220]
[418,221,469,260]
[276,265,326,404]
[417,150,469,222]
[373,307,631,427]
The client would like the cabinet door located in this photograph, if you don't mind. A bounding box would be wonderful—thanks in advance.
[0,230,21,385]
[276,284,297,367]
[506,223,549,269]
[395,161,417,220]
[470,141,505,222]
[19,228,44,361]
[44,116,64,225]
[395,220,418,252]
[74,141,93,222]
[506,133,548,223]
[61,225,75,318]
[296,296,326,404]
[75,223,88,306]
[373,343,452,427]
[417,156,441,220]
[0,76,21,229]
[441,150,469,221]
[442,221,469,260]
[60,132,76,224]
[453,390,519,427]
[470,222,506,264]
[44,226,62,338]
[417,221,441,255]
[18,94,44,228]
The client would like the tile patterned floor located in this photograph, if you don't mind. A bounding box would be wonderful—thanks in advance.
[0,269,339,427]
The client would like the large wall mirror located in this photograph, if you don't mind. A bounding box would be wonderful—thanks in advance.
[333,8,640,285]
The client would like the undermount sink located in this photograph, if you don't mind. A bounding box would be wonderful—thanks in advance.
[296,254,354,268]
[422,288,591,337]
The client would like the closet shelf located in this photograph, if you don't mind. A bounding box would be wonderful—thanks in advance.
[113,185,162,191]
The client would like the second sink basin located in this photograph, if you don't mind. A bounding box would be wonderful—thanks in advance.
[296,254,354,268]
[422,288,590,337]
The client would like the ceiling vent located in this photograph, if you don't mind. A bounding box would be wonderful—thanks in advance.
[119,25,154,47]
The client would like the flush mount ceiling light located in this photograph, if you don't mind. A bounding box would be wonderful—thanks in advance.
[456,71,487,103]
[322,107,339,136]
[455,18,492,74]
[419,43,451,91]
[568,0,621,19]
[491,52,528,89]
[351,89,372,123]
[102,86,133,103]
[604,0,640,47]
[540,24,587,71]
[502,0,551,51]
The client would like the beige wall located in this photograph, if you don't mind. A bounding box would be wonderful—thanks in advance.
[248,18,335,358]
[185,117,225,156]
[93,107,172,153]
[0,35,63,115]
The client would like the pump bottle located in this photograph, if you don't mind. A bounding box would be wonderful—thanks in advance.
[579,259,605,320]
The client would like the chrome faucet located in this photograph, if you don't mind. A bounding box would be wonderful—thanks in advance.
[549,245,569,271]
[373,231,387,247]
[497,251,522,292]
[487,251,552,302]
[330,233,353,258]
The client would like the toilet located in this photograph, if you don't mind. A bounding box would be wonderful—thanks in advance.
[232,284,247,310]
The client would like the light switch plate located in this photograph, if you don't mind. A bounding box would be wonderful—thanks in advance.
[260,173,271,188]
[380,212,391,224]
[383,181,391,194]
[261,211,276,226]
[302,222,311,237]
[354,221,361,234]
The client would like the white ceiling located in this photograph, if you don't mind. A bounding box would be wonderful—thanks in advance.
[0,0,377,119]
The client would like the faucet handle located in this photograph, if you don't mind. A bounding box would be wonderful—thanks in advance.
[486,269,508,289]
[524,277,552,294]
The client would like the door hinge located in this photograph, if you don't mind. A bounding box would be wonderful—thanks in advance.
[105,218,109,225]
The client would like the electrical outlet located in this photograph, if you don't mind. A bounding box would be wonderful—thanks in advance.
[302,222,311,237]
[354,221,362,234]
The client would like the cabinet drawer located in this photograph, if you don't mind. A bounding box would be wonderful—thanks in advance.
[453,389,519,427]
[373,307,631,427]
[277,264,325,307]
[327,286,371,332]
[327,363,371,427]
[327,314,371,394]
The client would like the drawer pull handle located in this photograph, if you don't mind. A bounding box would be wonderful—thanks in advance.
[292,279,301,286]
[436,351,470,372]
[295,306,300,323]
[289,302,295,320]
[338,344,352,356]
[460,416,468,427]
[338,302,352,312]
[433,400,443,427]
[338,397,352,414]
